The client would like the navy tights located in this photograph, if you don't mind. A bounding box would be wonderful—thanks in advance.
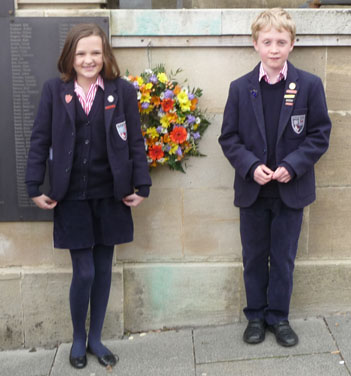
[69,244,114,358]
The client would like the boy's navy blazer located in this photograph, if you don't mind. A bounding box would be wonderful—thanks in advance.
[219,61,331,209]
[25,77,151,201]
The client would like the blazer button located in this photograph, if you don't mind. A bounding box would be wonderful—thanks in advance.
[68,150,72,155]
[83,158,88,164]
[65,167,71,173]
[85,139,90,145]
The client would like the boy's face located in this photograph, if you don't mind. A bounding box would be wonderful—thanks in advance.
[253,26,294,76]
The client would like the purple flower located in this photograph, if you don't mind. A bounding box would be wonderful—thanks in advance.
[177,147,183,156]
[157,126,163,133]
[165,145,171,152]
[133,81,139,89]
[141,102,150,109]
[192,132,200,140]
[164,90,174,99]
[188,93,195,100]
[149,75,158,84]
[187,115,196,124]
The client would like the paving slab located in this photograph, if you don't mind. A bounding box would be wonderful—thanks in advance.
[325,314,351,369]
[196,353,349,376]
[0,347,56,376]
[193,318,337,364]
[51,329,195,376]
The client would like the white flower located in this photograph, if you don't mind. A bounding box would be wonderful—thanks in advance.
[137,92,141,100]
[160,92,165,100]
[145,68,153,74]
[196,117,201,124]
[182,87,189,94]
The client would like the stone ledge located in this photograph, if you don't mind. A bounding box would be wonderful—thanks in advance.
[15,9,351,37]
[111,9,351,36]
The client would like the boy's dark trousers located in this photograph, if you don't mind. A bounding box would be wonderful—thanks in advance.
[239,197,303,326]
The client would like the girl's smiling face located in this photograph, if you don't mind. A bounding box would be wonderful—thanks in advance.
[73,35,104,85]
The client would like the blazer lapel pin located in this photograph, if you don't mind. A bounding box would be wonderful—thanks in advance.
[250,89,258,98]
[284,82,297,106]
[65,94,73,104]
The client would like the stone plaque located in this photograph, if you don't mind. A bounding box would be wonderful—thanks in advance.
[0,17,109,221]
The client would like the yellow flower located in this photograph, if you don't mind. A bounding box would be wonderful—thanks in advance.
[168,143,179,155]
[140,92,151,103]
[177,116,186,124]
[177,91,189,104]
[137,76,144,86]
[145,82,153,90]
[157,72,168,84]
[180,101,191,112]
[141,105,154,114]
[146,127,159,139]
[160,115,170,128]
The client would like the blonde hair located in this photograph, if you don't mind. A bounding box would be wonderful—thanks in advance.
[251,8,296,42]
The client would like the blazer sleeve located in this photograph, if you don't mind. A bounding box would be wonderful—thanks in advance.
[25,81,53,196]
[281,77,331,178]
[218,81,261,180]
[122,81,152,194]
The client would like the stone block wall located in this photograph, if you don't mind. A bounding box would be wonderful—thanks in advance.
[1,7,351,349]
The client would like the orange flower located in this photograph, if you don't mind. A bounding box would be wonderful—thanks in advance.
[163,133,170,143]
[161,98,174,112]
[151,96,161,106]
[166,112,178,123]
[148,144,164,160]
[173,85,181,95]
[190,98,198,111]
[146,138,155,147]
[170,126,188,144]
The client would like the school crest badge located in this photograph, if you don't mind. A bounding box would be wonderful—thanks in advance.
[291,115,305,134]
[116,121,127,141]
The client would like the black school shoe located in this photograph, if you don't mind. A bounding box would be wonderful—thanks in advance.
[87,345,119,367]
[243,318,266,344]
[268,320,299,347]
[69,347,87,369]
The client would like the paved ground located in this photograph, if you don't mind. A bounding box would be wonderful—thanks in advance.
[1,315,351,376]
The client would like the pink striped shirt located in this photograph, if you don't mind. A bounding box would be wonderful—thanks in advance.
[74,75,104,115]
[259,61,288,84]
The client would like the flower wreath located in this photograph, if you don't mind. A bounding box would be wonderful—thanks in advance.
[125,65,210,172]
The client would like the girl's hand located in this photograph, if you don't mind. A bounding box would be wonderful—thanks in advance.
[122,193,145,207]
[32,194,58,210]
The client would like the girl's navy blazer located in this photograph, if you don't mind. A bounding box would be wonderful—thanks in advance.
[219,61,332,209]
[25,77,151,201]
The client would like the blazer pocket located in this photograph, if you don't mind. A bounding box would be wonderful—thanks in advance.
[286,108,308,139]
[111,115,128,149]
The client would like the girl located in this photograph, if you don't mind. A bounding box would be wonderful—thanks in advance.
[25,24,151,369]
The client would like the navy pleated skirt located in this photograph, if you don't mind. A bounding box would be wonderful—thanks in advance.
[53,197,133,249]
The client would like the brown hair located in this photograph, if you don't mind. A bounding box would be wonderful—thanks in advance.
[251,8,296,43]
[57,23,120,82]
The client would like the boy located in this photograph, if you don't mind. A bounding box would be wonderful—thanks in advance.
[219,8,331,347]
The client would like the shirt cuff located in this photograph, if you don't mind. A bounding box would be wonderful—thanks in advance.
[135,185,150,198]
